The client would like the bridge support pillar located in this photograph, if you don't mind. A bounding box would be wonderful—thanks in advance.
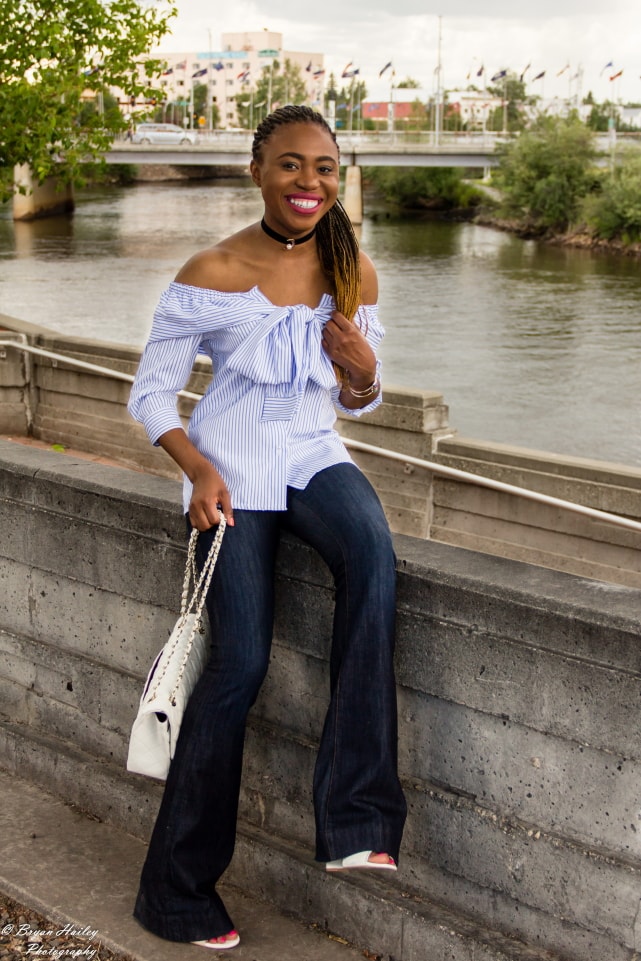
[12,165,75,221]
[343,165,363,225]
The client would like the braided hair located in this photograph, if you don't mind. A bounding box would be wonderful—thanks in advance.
[252,106,362,382]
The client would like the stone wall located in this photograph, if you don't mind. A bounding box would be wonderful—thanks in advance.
[0,439,640,961]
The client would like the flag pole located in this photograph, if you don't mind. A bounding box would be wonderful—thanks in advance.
[435,15,442,147]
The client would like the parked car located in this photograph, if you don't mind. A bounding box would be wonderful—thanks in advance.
[132,123,196,145]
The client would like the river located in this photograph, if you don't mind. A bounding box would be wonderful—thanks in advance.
[1,179,640,467]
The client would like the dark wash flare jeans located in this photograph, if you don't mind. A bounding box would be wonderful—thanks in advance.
[134,463,407,943]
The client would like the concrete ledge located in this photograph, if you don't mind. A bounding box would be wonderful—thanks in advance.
[1,441,641,960]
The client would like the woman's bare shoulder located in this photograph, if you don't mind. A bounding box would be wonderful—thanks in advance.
[174,227,258,292]
[359,249,378,305]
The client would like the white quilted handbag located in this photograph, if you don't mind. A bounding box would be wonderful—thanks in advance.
[127,519,226,780]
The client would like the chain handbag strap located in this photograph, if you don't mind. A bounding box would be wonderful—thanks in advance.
[147,517,227,704]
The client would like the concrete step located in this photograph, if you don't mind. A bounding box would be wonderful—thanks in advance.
[0,721,566,961]
[0,767,364,961]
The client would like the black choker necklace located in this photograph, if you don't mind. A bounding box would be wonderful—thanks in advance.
[260,218,316,250]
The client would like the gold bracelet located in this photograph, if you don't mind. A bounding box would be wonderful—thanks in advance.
[347,374,380,398]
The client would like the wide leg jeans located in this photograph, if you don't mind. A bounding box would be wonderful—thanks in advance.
[134,463,407,942]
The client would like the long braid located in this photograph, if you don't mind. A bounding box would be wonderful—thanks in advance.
[252,106,362,382]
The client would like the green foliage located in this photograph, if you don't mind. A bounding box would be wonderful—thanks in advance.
[80,161,138,184]
[582,152,641,241]
[586,100,620,132]
[396,77,420,89]
[367,166,483,210]
[327,79,368,131]
[235,59,307,129]
[0,0,176,203]
[191,82,219,129]
[77,87,122,127]
[494,115,598,230]
[486,73,529,132]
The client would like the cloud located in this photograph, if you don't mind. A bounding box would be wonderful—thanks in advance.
[161,0,641,104]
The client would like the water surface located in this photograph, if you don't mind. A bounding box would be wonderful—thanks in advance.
[1,181,639,466]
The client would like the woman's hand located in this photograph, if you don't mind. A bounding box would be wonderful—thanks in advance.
[189,461,234,531]
[157,428,234,530]
[321,310,376,388]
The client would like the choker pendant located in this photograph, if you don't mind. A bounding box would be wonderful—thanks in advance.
[261,218,316,250]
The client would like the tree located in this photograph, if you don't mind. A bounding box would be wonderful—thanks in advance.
[396,77,420,89]
[582,152,641,241]
[0,0,176,202]
[235,59,307,129]
[332,79,368,131]
[191,82,219,129]
[585,100,620,132]
[486,72,528,132]
[495,115,598,231]
[367,166,483,210]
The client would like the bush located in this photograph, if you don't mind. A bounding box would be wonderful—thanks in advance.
[581,152,641,241]
[366,166,483,210]
[494,115,598,231]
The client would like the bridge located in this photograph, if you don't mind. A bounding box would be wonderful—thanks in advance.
[106,131,506,169]
[105,130,640,171]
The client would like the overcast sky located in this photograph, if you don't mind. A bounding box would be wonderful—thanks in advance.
[159,0,641,105]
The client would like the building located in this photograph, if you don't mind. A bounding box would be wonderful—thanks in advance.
[362,89,504,130]
[146,31,325,129]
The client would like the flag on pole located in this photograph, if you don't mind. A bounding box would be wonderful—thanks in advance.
[176,61,187,71]
[491,70,507,82]
[532,71,546,81]
[162,67,173,76]
[600,61,614,76]
[520,64,531,82]
[379,61,393,78]
[556,64,569,77]
[212,61,224,71]
[192,67,208,78]
[342,62,360,78]
[237,69,250,82]
[477,65,484,77]
[313,68,325,78]
[306,61,312,72]
[610,69,623,81]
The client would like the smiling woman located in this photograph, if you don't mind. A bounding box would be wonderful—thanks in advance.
[127,105,407,951]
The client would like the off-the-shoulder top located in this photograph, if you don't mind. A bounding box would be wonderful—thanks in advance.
[128,282,384,511]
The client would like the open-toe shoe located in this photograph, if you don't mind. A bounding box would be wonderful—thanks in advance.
[325,850,397,872]
[191,930,240,950]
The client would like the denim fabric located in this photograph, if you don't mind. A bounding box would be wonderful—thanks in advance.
[134,463,407,943]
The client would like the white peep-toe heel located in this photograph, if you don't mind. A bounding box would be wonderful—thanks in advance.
[325,850,397,872]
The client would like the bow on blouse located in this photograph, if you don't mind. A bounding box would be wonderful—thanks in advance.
[225,304,337,397]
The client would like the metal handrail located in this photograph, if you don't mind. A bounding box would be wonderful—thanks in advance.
[0,338,200,401]
[343,438,641,535]
[1,337,640,534]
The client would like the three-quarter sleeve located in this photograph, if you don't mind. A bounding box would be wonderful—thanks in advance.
[128,333,203,444]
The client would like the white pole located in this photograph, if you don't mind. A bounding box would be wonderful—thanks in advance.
[435,15,442,147]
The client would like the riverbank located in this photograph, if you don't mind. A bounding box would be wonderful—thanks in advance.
[474,208,641,257]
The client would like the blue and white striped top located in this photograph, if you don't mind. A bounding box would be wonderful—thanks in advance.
[128,282,385,511]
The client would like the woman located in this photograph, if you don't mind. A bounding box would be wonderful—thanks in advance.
[128,105,407,951]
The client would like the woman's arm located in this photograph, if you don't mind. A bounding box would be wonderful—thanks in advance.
[157,428,234,530]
